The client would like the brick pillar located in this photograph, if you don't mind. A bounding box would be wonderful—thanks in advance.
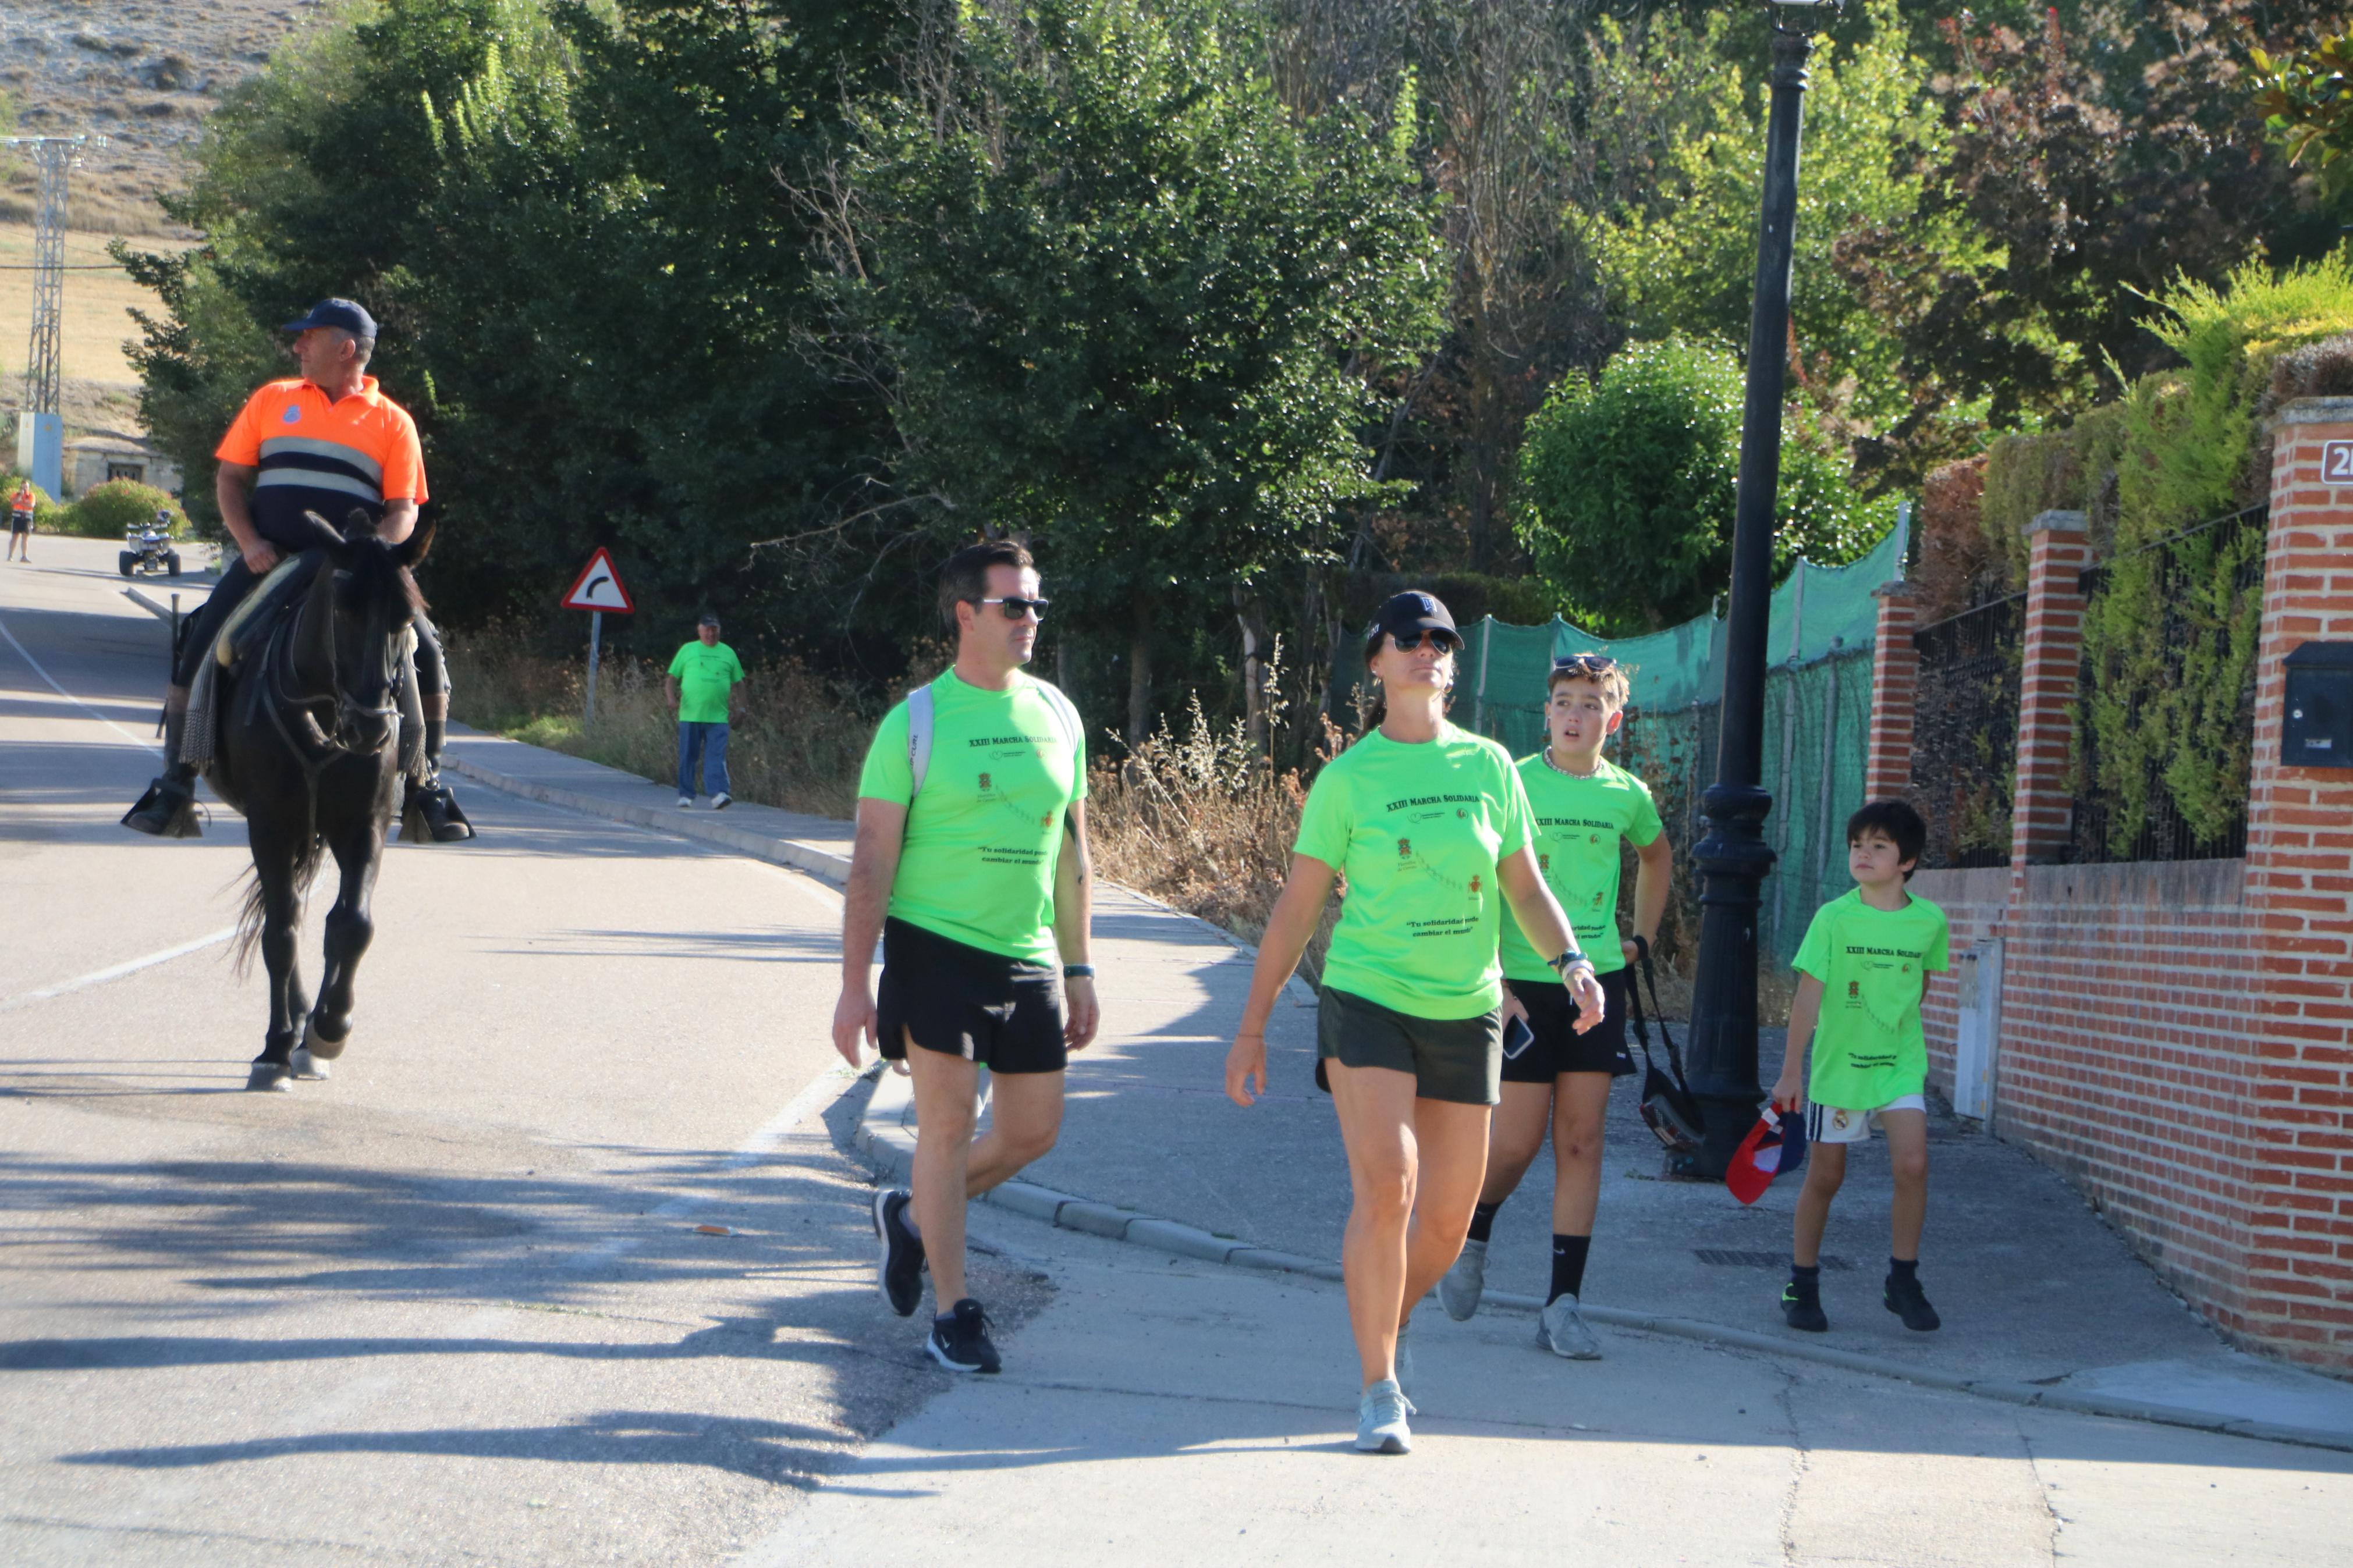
[2242,398,2353,1368]
[1865,581,1919,801]
[2007,510,2092,867]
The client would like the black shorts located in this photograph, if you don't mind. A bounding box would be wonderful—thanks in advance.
[8,513,28,534]
[875,916,1066,1075]
[1315,986,1502,1106]
[1499,967,1633,1083]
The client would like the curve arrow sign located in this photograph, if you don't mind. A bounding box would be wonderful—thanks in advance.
[562,547,634,614]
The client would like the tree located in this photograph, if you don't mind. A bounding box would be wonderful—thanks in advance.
[1513,336,1875,635]
[834,0,1445,739]
[2252,29,2353,170]
[1574,1,1965,435]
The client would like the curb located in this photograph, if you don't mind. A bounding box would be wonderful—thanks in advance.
[442,745,854,886]
[852,1067,2353,1455]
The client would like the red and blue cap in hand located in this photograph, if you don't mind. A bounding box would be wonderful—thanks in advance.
[1725,1104,1808,1206]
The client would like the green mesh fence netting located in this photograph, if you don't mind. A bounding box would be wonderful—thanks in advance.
[1350,522,1904,965]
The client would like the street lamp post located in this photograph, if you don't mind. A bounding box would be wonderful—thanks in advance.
[1674,1,1836,1179]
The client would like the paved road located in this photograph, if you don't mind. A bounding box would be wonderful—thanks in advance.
[8,538,2352,1568]
[0,541,1040,1565]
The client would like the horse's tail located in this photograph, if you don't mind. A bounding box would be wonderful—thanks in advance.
[229,830,326,976]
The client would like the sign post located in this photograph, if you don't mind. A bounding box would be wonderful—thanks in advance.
[560,547,634,726]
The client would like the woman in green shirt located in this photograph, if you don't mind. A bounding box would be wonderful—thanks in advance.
[1224,591,1605,1455]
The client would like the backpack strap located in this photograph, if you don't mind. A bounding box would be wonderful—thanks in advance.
[906,683,935,799]
[1627,947,1692,1090]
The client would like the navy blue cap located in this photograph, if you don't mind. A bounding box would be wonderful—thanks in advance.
[1371,589,1460,645]
[281,298,378,339]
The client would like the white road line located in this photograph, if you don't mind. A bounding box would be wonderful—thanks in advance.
[0,603,164,755]
[0,927,237,1015]
[559,1060,874,1271]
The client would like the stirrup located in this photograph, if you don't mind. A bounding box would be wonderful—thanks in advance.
[122,775,203,839]
[402,777,475,843]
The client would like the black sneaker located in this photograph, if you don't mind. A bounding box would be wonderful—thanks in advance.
[872,1188,925,1317]
[927,1297,1002,1374]
[1884,1271,1942,1332]
[1781,1279,1828,1333]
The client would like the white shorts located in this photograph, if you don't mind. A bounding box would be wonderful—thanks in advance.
[1807,1094,1926,1145]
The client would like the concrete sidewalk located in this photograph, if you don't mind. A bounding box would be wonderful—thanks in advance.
[444,724,2353,1449]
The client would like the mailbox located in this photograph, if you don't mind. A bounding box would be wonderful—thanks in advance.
[2283,642,2353,767]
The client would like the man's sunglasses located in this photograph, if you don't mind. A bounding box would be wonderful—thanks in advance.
[977,596,1050,621]
[1389,628,1460,652]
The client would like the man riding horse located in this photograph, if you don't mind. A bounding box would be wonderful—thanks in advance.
[121,298,474,842]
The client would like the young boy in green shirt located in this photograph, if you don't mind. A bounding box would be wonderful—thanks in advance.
[1438,653,1672,1360]
[1770,799,1950,1335]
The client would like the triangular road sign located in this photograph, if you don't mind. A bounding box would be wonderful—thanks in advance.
[562,547,634,613]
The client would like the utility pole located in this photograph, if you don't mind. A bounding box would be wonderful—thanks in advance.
[1676,1,1840,1178]
[5,134,97,500]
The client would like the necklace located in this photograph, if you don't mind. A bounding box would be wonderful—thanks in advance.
[1542,748,1601,778]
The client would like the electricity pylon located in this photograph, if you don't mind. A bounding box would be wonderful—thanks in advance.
[3,134,98,496]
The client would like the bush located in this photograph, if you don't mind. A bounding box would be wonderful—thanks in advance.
[1514,336,1878,636]
[58,478,188,539]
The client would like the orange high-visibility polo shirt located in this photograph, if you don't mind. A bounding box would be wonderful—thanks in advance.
[215,376,428,545]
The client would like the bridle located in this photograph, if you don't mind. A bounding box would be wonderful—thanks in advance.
[262,563,403,777]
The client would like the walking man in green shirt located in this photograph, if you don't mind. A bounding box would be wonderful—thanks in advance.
[666,613,745,809]
[832,539,1098,1375]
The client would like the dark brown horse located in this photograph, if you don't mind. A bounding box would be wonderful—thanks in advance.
[205,509,435,1090]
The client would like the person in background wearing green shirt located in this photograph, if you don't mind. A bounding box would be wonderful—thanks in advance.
[1770,799,1951,1336]
[1438,653,1671,1360]
[832,540,1098,1377]
[666,613,746,809]
[1224,591,1606,1456]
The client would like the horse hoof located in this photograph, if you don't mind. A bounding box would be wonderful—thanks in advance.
[302,1017,349,1061]
[245,1061,294,1092]
[290,1048,330,1080]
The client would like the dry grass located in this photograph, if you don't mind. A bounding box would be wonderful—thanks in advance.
[1086,698,1344,984]
[0,225,190,394]
[445,630,873,821]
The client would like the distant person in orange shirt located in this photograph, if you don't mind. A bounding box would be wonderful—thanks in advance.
[121,299,473,841]
[5,481,33,562]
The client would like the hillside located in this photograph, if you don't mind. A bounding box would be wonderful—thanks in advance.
[0,0,312,447]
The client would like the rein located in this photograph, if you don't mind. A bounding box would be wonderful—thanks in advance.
[260,568,401,782]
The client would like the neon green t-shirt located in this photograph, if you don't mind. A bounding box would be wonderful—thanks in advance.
[1793,888,1951,1110]
[1293,723,1535,1020]
[668,641,746,724]
[1498,753,1664,983]
[856,669,1087,964]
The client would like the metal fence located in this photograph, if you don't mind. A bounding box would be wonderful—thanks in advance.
[2070,504,2267,864]
[1911,592,2023,869]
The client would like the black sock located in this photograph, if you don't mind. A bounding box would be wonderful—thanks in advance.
[1790,1261,1822,1290]
[1889,1256,1918,1281]
[1467,1200,1502,1245]
[1548,1234,1591,1303]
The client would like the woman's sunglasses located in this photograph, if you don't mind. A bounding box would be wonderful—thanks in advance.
[978,596,1050,621]
[1390,628,1460,653]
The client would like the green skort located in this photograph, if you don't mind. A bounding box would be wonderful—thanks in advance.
[1316,986,1503,1107]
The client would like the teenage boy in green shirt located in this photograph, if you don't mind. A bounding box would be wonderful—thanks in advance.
[1438,653,1671,1359]
[832,539,1099,1377]
[1771,799,1951,1335]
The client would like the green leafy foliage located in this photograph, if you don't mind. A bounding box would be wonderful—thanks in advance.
[1512,336,1876,635]
[60,480,189,541]
[839,0,1445,734]
[2252,31,2353,169]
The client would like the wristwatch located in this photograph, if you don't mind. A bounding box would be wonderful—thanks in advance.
[1548,949,1595,978]
[1063,964,1095,980]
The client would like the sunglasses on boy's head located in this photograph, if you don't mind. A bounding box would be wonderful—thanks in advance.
[1389,628,1460,653]
[976,595,1050,621]
[1553,653,1618,676]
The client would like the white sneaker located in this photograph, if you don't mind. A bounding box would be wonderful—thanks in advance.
[1538,1293,1603,1360]
[1439,1239,1487,1321]
[712,792,732,809]
[677,795,693,808]
[1355,1378,1415,1455]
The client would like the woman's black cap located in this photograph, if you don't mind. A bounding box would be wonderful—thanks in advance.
[1371,590,1460,645]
